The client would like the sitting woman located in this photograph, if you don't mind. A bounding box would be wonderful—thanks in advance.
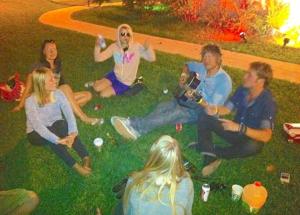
[25,67,92,176]
[12,39,100,125]
[92,24,156,97]
[116,135,194,215]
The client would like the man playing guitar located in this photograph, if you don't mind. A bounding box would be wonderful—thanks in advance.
[111,44,233,140]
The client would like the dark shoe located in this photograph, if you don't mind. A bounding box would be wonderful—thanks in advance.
[112,177,129,193]
[187,142,201,152]
[112,177,129,199]
[203,154,218,166]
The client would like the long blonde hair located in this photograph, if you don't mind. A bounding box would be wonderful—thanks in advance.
[123,135,188,215]
[32,67,54,106]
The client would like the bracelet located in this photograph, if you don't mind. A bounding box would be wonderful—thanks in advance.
[197,98,204,105]
[239,123,247,135]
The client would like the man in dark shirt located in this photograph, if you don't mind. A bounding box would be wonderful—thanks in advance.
[190,61,276,177]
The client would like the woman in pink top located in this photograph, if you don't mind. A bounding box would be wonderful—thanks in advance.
[93,24,156,97]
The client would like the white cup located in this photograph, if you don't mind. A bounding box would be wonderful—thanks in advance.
[231,184,243,201]
[93,138,103,151]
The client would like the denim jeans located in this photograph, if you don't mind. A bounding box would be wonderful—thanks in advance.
[27,120,89,167]
[130,99,203,135]
[197,114,264,159]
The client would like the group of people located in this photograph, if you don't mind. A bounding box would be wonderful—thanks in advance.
[10,24,156,177]
[111,40,276,178]
[4,23,276,214]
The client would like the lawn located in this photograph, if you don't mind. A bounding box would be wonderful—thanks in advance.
[73,5,300,65]
[1,0,300,214]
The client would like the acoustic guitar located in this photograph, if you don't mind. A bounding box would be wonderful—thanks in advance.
[174,71,203,107]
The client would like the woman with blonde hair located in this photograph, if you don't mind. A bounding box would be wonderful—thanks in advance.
[13,39,100,125]
[118,135,194,215]
[25,67,92,176]
[92,24,155,97]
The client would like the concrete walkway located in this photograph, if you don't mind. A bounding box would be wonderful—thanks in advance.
[39,3,300,83]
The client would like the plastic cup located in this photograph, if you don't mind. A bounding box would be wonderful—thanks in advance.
[232,184,243,201]
[201,183,210,202]
[93,138,103,151]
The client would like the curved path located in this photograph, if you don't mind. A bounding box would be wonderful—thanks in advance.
[39,3,300,83]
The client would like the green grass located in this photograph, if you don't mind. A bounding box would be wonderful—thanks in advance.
[1,0,300,214]
[73,6,300,64]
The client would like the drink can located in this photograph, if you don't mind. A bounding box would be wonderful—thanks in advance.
[201,183,210,202]
[176,123,183,132]
[98,34,106,49]
[99,118,105,125]
[94,104,102,111]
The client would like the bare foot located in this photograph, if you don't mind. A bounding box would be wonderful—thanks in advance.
[73,163,91,176]
[82,156,92,171]
[81,117,100,125]
[11,105,22,112]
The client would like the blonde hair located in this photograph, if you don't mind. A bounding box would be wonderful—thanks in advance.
[32,67,54,106]
[123,135,188,215]
[250,61,273,88]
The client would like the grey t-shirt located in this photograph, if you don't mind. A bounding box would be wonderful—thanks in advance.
[25,90,78,144]
[125,176,194,215]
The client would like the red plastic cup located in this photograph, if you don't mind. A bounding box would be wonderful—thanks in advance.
[176,123,183,132]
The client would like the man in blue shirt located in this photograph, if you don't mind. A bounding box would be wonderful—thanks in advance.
[191,62,276,177]
[111,44,232,140]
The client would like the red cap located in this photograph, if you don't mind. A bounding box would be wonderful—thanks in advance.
[254,181,262,186]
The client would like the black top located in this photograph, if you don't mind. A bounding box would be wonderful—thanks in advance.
[31,59,65,86]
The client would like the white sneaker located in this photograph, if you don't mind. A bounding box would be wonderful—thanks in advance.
[84,81,94,88]
[111,116,140,140]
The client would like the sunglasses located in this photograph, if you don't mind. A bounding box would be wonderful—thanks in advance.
[120,32,131,37]
[44,39,55,43]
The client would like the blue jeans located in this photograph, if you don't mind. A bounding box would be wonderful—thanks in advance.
[130,99,204,135]
[197,114,264,159]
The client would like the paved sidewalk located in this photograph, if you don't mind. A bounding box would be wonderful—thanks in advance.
[39,3,300,83]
